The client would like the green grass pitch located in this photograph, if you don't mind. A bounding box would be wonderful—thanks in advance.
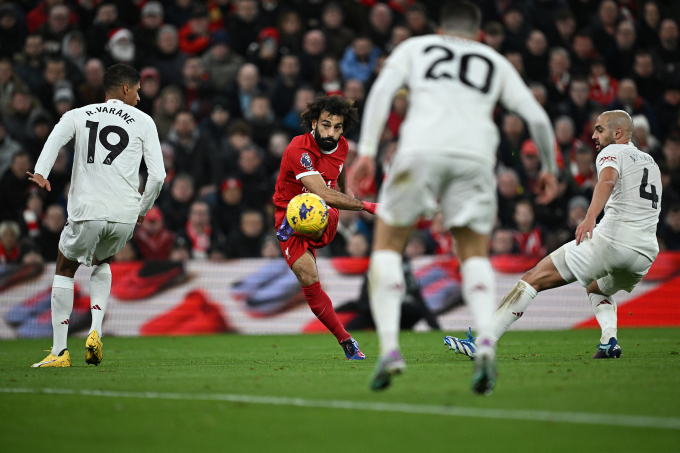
[1,328,679,452]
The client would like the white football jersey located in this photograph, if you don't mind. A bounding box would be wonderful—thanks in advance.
[594,142,661,260]
[358,34,556,172]
[34,99,165,224]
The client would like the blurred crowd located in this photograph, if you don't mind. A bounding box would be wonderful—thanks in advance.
[1,0,680,265]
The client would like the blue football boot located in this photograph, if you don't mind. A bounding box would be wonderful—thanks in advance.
[444,327,476,360]
[340,338,365,360]
[593,337,622,359]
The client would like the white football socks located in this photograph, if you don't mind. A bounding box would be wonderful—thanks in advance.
[89,263,112,336]
[589,293,617,343]
[490,280,537,341]
[51,275,74,355]
[368,250,405,356]
[460,257,496,355]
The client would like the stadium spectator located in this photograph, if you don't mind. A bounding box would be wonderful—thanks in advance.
[607,78,662,139]
[104,28,136,67]
[546,47,571,104]
[226,63,263,118]
[215,178,244,237]
[133,206,175,261]
[269,55,303,118]
[633,52,663,104]
[346,232,370,258]
[52,80,74,118]
[299,30,326,83]
[260,234,282,258]
[638,1,662,50]
[167,111,218,194]
[512,199,546,257]
[662,135,680,196]
[0,118,22,177]
[558,77,599,136]
[0,59,26,115]
[316,57,343,97]
[264,130,289,175]
[0,3,25,59]
[77,59,105,107]
[201,32,244,92]
[23,191,43,239]
[236,143,271,210]
[497,167,524,228]
[320,3,355,59]
[404,230,427,260]
[386,25,411,54]
[490,228,517,255]
[277,10,303,56]
[165,0,192,29]
[588,58,618,106]
[632,115,661,156]
[282,86,315,137]
[177,200,225,260]
[553,8,576,50]
[37,4,75,55]
[367,3,392,52]
[133,1,164,62]
[655,19,680,81]
[200,97,231,146]
[0,220,22,263]
[605,20,637,80]
[660,203,680,251]
[386,88,408,138]
[340,36,381,84]
[405,3,435,37]
[425,212,453,256]
[60,31,86,74]
[502,7,529,53]
[223,209,266,258]
[259,0,283,29]
[247,26,281,78]
[24,109,53,162]
[524,30,549,82]
[35,204,66,262]
[160,173,195,233]
[35,57,67,114]
[570,31,598,77]
[148,25,186,87]
[656,79,680,139]
[555,116,580,165]
[178,4,211,56]
[497,113,526,169]
[227,0,262,57]
[566,195,589,237]
[154,85,184,141]
[13,34,47,93]
[245,94,277,149]
[590,0,618,53]
[87,3,121,59]
[483,21,505,53]
[571,146,597,197]
[136,67,161,116]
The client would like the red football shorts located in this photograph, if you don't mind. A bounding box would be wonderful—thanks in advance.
[277,207,339,268]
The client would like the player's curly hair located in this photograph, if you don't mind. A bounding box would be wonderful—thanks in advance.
[300,94,360,133]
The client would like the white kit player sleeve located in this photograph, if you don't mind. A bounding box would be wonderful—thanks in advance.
[34,110,77,179]
[358,44,411,158]
[595,149,621,176]
[138,120,166,216]
[498,60,557,174]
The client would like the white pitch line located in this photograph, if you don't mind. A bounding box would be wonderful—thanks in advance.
[2,387,679,430]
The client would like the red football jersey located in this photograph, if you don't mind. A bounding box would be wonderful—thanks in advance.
[273,132,349,225]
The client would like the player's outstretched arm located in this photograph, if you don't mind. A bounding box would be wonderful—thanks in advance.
[300,174,373,212]
[575,167,618,245]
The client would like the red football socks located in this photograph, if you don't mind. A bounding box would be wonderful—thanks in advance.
[302,282,351,343]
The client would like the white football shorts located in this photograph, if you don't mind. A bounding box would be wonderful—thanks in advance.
[550,230,654,295]
[59,220,135,266]
[377,153,496,235]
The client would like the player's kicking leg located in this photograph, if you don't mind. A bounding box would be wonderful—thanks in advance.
[367,218,411,390]
[85,255,113,366]
[290,249,365,360]
[32,250,79,368]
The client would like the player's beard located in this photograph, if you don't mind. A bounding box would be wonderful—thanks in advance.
[314,126,338,151]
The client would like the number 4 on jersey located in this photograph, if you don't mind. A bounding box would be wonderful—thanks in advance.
[639,167,658,209]
[85,121,129,165]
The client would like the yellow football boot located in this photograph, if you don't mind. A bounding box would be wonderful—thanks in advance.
[32,350,71,368]
[85,330,103,365]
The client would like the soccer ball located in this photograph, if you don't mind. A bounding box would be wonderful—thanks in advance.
[286,193,329,234]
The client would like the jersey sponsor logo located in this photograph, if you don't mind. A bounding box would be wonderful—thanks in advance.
[300,153,314,170]
[598,155,617,165]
